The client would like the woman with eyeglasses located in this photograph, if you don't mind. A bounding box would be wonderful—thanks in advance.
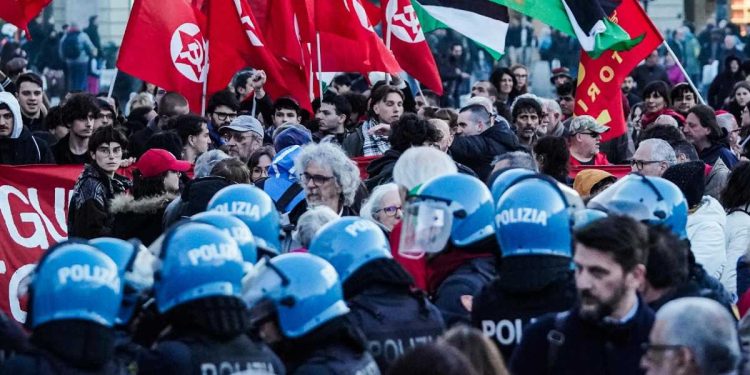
[360,183,402,234]
[247,146,275,184]
[111,148,191,246]
[295,142,363,216]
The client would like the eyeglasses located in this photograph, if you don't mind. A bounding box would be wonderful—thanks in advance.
[252,166,270,175]
[578,132,601,138]
[641,343,685,362]
[630,159,662,169]
[213,111,238,122]
[375,205,402,217]
[301,172,334,186]
[222,132,261,144]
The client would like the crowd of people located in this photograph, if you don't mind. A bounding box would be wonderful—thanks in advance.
[4,12,750,375]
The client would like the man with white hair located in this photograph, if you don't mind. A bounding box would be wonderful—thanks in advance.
[450,96,522,180]
[631,139,677,177]
[541,99,564,137]
[716,113,741,156]
[641,297,740,375]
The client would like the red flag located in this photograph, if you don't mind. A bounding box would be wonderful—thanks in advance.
[316,0,401,75]
[207,0,311,111]
[117,0,205,113]
[0,0,50,35]
[265,0,318,103]
[383,0,443,94]
[574,0,663,142]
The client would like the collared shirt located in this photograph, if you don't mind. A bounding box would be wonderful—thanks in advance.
[603,297,639,325]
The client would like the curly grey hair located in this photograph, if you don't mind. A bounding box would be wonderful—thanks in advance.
[294,143,361,206]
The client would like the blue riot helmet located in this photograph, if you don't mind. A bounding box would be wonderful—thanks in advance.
[572,209,609,230]
[207,184,282,255]
[308,217,391,282]
[192,211,258,266]
[243,253,349,338]
[89,237,155,326]
[401,174,494,255]
[490,168,535,203]
[28,242,122,329]
[89,237,136,274]
[495,175,573,258]
[154,222,245,313]
[588,173,688,239]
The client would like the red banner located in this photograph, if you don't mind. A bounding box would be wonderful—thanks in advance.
[574,0,663,142]
[0,164,83,322]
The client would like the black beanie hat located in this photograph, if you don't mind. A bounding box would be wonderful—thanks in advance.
[662,161,705,208]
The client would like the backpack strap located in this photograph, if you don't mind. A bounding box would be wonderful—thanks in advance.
[728,206,750,217]
[546,311,568,374]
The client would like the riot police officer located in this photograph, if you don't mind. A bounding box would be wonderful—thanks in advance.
[471,174,577,361]
[309,217,445,371]
[138,222,284,374]
[244,253,381,374]
[0,241,123,374]
[208,184,283,258]
[90,237,156,374]
[588,173,734,309]
[402,173,498,326]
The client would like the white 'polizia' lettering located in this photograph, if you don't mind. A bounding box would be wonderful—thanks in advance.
[496,208,549,227]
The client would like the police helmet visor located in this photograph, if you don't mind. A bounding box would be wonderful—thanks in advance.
[587,173,668,223]
[399,197,455,255]
[242,257,288,308]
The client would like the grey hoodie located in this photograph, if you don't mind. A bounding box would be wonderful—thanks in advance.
[0,91,23,139]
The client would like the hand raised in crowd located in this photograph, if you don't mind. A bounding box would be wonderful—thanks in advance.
[368,123,392,137]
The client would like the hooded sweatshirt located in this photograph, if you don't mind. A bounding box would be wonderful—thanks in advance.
[0,91,54,164]
[263,145,306,224]
[687,195,727,280]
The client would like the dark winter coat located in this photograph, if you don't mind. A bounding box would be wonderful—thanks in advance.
[449,123,523,181]
[68,164,131,239]
[472,259,577,361]
[364,149,401,191]
[110,192,177,246]
[0,126,55,165]
[510,298,654,375]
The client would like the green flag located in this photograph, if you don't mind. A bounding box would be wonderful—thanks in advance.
[412,0,510,60]
[491,0,643,58]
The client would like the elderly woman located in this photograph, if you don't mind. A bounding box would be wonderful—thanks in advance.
[292,205,338,251]
[360,183,402,234]
[295,143,362,216]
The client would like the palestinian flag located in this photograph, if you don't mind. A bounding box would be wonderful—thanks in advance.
[412,0,509,59]
[491,0,643,59]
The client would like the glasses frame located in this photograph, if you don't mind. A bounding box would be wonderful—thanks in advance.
[301,172,335,186]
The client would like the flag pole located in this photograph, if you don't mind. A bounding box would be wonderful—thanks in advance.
[416,83,428,105]
[107,68,118,98]
[384,10,392,86]
[201,63,208,116]
[660,41,705,104]
[316,32,324,98]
